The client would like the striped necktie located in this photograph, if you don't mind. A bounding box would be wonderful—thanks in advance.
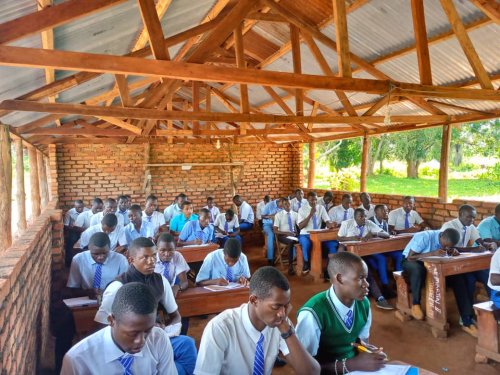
[118,354,134,375]
[287,213,294,233]
[312,214,318,230]
[162,261,172,283]
[210,208,214,223]
[93,263,102,289]
[224,221,229,233]
[253,333,265,375]
[345,309,354,329]
[298,201,301,210]
[462,226,467,246]
[226,265,233,282]
[343,210,348,221]
[146,215,152,222]
[357,225,365,237]
[404,212,410,229]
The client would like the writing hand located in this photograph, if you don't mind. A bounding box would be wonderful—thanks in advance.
[239,276,249,287]
[216,278,229,286]
[349,352,386,372]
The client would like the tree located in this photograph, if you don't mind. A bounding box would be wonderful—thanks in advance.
[317,138,361,171]
[368,135,389,175]
[451,120,500,165]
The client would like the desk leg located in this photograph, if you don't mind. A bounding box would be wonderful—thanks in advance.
[424,262,449,338]
[295,245,304,276]
[310,238,323,283]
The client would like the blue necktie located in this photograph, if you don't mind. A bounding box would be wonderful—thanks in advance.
[298,201,301,210]
[287,213,294,233]
[357,225,365,237]
[118,354,134,375]
[345,309,354,329]
[312,214,318,229]
[224,221,229,233]
[253,333,265,375]
[462,226,467,246]
[226,265,233,282]
[343,210,348,221]
[146,215,152,222]
[93,263,102,289]
[162,261,172,283]
[404,213,410,229]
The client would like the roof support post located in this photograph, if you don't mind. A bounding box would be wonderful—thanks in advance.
[14,138,27,232]
[0,124,12,251]
[438,124,452,202]
[360,134,370,192]
[28,146,41,218]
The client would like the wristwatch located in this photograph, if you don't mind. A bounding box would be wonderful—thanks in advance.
[280,325,295,340]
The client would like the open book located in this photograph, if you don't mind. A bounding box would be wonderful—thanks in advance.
[63,296,98,308]
[204,282,245,292]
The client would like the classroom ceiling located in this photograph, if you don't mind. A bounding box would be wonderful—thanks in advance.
[0,0,499,147]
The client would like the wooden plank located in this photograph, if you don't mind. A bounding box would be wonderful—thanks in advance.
[233,23,249,135]
[344,234,413,257]
[176,286,249,317]
[0,125,12,250]
[307,142,316,188]
[132,0,173,52]
[192,82,200,134]
[114,75,132,107]
[26,126,136,136]
[137,0,170,61]
[290,24,310,139]
[28,146,41,218]
[360,135,369,191]
[176,243,219,263]
[332,0,352,77]
[97,116,143,135]
[263,86,293,115]
[245,12,287,23]
[411,0,433,85]
[13,114,63,134]
[470,0,500,24]
[438,124,452,201]
[37,150,49,208]
[439,0,493,89]
[14,138,27,232]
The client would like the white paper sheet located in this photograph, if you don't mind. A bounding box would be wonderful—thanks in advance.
[63,296,98,308]
[286,236,298,241]
[348,364,410,375]
[203,282,245,292]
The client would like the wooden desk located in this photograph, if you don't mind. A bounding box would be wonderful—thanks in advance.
[343,233,413,257]
[423,252,493,338]
[176,286,249,317]
[176,243,219,263]
[70,305,99,338]
[309,228,339,282]
[473,301,500,363]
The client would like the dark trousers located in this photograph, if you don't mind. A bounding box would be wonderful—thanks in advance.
[448,274,475,324]
[64,227,81,267]
[402,258,426,305]
[277,235,297,266]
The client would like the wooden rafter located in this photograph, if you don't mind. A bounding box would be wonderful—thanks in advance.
[332,0,352,78]
[234,23,250,135]
[469,0,500,24]
[411,0,432,85]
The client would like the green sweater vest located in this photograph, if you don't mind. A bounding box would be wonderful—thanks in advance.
[298,290,370,362]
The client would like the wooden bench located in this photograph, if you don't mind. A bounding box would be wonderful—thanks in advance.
[176,243,219,263]
[176,286,249,317]
[474,301,500,364]
[393,271,413,322]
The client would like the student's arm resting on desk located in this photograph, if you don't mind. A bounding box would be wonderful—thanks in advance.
[406,248,457,261]
[195,254,228,286]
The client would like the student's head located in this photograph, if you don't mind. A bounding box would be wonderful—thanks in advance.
[323,191,334,205]
[276,198,284,209]
[439,228,460,249]
[206,196,214,208]
[294,189,304,201]
[128,237,156,275]
[128,204,143,226]
[458,204,477,227]
[328,252,368,301]
[306,191,318,207]
[496,204,500,221]
[281,197,291,212]
[109,282,157,354]
[225,208,235,221]
[353,208,366,227]
[117,195,128,212]
[176,193,187,206]
[232,195,242,206]
[74,199,85,214]
[198,208,211,228]
[145,195,158,215]
[88,232,111,264]
[341,194,352,209]
[223,238,242,267]
[249,266,290,328]
[374,204,388,221]
[124,195,132,209]
[181,201,194,217]
[360,192,371,207]
[101,214,118,234]
[91,198,104,214]
[402,196,415,213]
[103,198,118,215]
[157,233,176,262]
[264,195,271,204]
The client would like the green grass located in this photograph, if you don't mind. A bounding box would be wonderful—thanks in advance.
[315,175,500,201]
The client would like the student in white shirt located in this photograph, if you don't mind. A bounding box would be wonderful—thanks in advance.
[291,189,308,213]
[489,249,500,320]
[64,200,87,228]
[358,192,376,219]
[74,198,104,230]
[256,195,271,229]
[164,193,187,223]
[214,209,241,246]
[90,198,125,227]
[195,266,320,375]
[80,214,127,253]
[154,233,189,297]
[204,196,220,224]
[388,196,428,234]
[64,199,88,267]
[143,194,166,235]
[124,205,155,245]
[329,194,354,225]
[233,195,255,231]
[273,197,299,275]
[61,282,177,375]
[317,191,334,214]
[115,195,130,226]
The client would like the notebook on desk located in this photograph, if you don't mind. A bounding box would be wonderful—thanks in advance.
[348,364,414,375]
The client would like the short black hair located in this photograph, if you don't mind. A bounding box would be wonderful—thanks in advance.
[129,204,142,213]
[117,195,128,202]
[403,196,415,201]
[233,194,241,201]
[74,199,84,205]
[250,266,289,299]
[102,213,118,227]
[178,193,187,199]
[354,208,365,217]
[181,201,193,209]
[341,193,352,201]
[89,232,111,248]
[264,195,271,203]
[323,191,333,199]
[92,197,103,205]
[157,232,175,244]
[129,237,155,257]
[374,204,386,212]
[104,198,116,205]
[224,238,242,258]
[360,192,369,199]
[327,252,364,279]
[294,189,303,194]
[111,282,157,322]
[441,228,460,246]
[225,208,235,217]
[307,191,317,198]
[280,197,290,204]
[458,204,475,215]
[199,208,210,217]
[207,196,214,201]
[496,203,500,215]
[146,194,157,202]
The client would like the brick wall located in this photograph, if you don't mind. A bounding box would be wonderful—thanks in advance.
[303,188,498,228]
[56,143,302,212]
[0,201,63,374]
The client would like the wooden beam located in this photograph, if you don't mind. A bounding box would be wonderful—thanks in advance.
[411,0,433,85]
[96,116,143,135]
[246,12,287,23]
[132,0,173,52]
[0,124,12,250]
[14,138,27,232]
[263,86,293,115]
[469,0,500,24]
[234,23,249,135]
[114,75,132,106]
[137,0,170,61]
[438,124,452,201]
[37,150,49,207]
[192,81,200,134]
[439,0,493,89]
[307,142,316,188]
[332,0,352,77]
[26,126,137,136]
[13,114,63,134]
[28,146,41,218]
[360,135,370,192]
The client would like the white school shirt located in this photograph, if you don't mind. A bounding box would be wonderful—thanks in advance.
[358,204,376,219]
[203,206,221,223]
[64,208,88,226]
[441,218,481,247]
[94,276,178,324]
[89,212,125,227]
[60,326,177,375]
[67,250,128,290]
[338,219,384,238]
[256,201,266,220]
[164,203,182,223]
[296,286,372,356]
[214,215,240,238]
[194,303,289,375]
[154,252,190,286]
[317,197,335,212]
[488,249,500,291]
[239,201,255,223]
[195,249,251,283]
[115,209,130,226]
[143,211,166,234]
[74,210,96,230]
[297,204,331,235]
[273,210,298,233]
[388,207,423,230]
[329,205,354,225]
[290,198,308,213]
[80,224,127,251]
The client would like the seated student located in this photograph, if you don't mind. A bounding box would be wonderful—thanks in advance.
[194,266,320,375]
[115,195,130,226]
[298,191,337,274]
[274,197,299,275]
[124,204,154,244]
[95,237,197,375]
[329,193,355,226]
[155,233,190,297]
[124,194,132,209]
[388,196,429,234]
[66,232,128,299]
[90,198,125,227]
[143,194,166,235]
[80,214,127,253]
[296,253,385,373]
[233,195,255,231]
[256,195,271,229]
[64,200,88,267]
[170,201,199,236]
[214,208,242,247]
[164,193,187,223]
[74,198,103,230]
[61,282,177,375]
[488,248,500,320]
[478,203,500,247]
[291,189,308,213]
[204,196,220,224]
[262,198,284,266]
[317,191,334,214]
[64,199,87,228]
[358,192,376,219]
[178,208,215,246]
[196,238,251,287]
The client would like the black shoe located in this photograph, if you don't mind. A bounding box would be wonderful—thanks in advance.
[274,357,287,367]
[302,262,310,274]
[381,285,397,299]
